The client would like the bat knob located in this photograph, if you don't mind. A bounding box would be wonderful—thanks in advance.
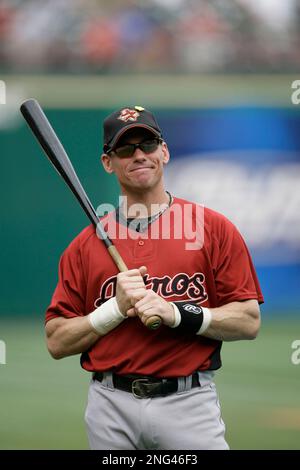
[146,316,162,330]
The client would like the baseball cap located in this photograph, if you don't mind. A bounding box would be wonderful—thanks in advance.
[103,106,163,153]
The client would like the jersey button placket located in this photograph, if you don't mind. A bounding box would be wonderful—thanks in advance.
[133,237,153,260]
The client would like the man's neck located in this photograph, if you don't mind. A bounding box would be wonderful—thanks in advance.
[120,188,170,218]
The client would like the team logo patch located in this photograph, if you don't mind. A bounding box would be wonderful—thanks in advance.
[118,108,140,122]
[182,304,202,314]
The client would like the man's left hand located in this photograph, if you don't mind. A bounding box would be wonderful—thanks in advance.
[127,290,175,327]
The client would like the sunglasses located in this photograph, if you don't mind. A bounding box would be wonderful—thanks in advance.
[109,138,162,158]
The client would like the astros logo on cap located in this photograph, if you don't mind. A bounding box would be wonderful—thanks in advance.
[118,108,140,122]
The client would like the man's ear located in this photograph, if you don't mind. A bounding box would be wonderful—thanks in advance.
[101,154,114,174]
[161,142,170,165]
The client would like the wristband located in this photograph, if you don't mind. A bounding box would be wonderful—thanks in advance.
[170,301,212,335]
[197,307,212,335]
[88,297,126,336]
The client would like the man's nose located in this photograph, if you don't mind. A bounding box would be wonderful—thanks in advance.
[132,147,146,160]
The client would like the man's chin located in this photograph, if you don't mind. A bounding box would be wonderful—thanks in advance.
[129,177,155,190]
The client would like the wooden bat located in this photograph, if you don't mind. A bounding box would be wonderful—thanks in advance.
[20,98,161,330]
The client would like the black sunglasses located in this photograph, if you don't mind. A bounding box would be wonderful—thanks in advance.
[109,138,162,158]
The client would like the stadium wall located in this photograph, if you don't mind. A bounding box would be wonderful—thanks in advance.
[0,75,298,316]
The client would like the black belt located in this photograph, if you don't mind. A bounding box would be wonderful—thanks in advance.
[93,372,200,399]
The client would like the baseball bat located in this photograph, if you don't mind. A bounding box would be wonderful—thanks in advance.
[20,98,161,330]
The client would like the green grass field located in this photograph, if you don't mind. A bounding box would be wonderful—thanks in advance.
[0,317,299,450]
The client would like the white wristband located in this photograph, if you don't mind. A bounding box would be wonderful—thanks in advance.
[88,297,126,336]
[197,307,212,335]
[170,303,181,328]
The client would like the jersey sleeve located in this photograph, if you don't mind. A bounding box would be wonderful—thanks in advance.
[45,238,87,323]
[212,216,264,306]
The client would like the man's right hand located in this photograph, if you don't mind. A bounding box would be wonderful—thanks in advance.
[115,266,147,316]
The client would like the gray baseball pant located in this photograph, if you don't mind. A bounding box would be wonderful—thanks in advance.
[85,371,229,450]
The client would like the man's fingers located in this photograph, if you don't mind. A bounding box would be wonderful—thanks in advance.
[121,278,146,287]
[133,290,155,309]
[117,268,145,279]
[130,288,148,304]
[138,265,147,277]
[126,307,136,317]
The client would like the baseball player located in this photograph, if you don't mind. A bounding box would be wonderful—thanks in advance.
[45,106,263,450]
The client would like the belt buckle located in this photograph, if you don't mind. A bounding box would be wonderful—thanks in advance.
[132,378,156,399]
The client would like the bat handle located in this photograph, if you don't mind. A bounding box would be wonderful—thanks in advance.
[107,245,162,330]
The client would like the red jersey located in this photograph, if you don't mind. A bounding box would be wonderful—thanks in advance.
[45,197,263,377]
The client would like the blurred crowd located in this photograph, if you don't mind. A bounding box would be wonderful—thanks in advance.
[0,0,299,73]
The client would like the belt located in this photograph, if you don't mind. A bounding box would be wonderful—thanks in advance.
[93,372,200,399]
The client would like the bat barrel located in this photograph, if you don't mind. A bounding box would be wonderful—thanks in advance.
[20,99,101,231]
